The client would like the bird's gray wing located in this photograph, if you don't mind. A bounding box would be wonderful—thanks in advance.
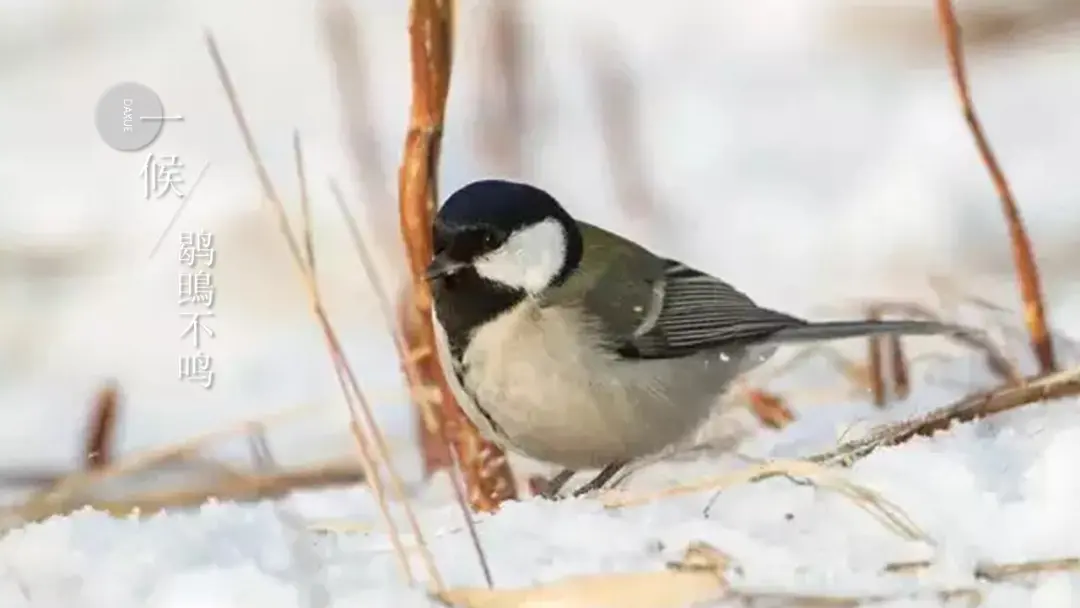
[613,260,810,359]
[545,223,808,359]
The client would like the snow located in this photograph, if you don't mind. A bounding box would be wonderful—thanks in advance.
[1,0,1079,606]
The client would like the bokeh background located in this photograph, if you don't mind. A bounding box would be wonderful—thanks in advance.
[0,0,1078,487]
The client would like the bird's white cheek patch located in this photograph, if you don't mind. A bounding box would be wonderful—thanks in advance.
[474,218,566,294]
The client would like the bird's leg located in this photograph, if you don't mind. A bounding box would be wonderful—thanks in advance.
[538,468,577,500]
[571,462,626,498]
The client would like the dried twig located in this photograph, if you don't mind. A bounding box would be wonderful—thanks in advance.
[205,33,443,591]
[399,0,517,512]
[867,300,1023,385]
[886,555,1080,583]
[887,333,911,400]
[976,557,1080,582]
[437,542,733,608]
[83,381,119,470]
[474,0,526,177]
[326,181,496,589]
[865,306,888,407]
[9,461,366,524]
[602,459,928,545]
[293,132,316,270]
[319,0,396,242]
[935,0,1055,374]
[811,366,1080,466]
[865,305,913,406]
[322,0,452,477]
[584,37,657,221]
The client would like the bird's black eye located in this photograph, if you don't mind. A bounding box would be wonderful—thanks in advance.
[482,230,502,250]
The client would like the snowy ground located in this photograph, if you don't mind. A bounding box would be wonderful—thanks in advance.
[1,0,1079,606]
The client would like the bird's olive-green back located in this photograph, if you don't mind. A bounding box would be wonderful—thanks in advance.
[541,221,667,348]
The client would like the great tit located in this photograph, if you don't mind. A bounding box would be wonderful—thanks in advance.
[426,179,958,497]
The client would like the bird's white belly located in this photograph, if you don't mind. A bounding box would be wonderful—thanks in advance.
[446,302,725,469]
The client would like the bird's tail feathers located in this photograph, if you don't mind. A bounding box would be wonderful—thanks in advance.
[764,320,961,345]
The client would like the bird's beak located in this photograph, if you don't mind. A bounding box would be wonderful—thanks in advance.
[424,253,466,281]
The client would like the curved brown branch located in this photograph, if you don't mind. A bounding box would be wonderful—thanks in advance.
[399,0,517,512]
[935,0,1055,374]
[812,366,1080,466]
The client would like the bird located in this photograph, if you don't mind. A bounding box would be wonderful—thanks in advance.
[425,179,960,498]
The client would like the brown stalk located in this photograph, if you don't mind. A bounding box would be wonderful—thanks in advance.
[319,1,453,477]
[866,300,1023,385]
[585,38,657,221]
[320,3,448,474]
[474,0,526,176]
[865,306,888,407]
[327,181,494,589]
[10,461,367,524]
[811,366,1080,466]
[935,0,1055,374]
[886,333,911,400]
[83,381,119,470]
[319,0,395,239]
[976,557,1080,582]
[294,132,315,269]
[205,34,443,590]
[399,0,517,512]
[397,292,454,475]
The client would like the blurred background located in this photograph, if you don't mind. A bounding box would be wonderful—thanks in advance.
[0,0,1078,491]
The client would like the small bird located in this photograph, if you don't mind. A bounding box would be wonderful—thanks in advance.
[426,179,958,498]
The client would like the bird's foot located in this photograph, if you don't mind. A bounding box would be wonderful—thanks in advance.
[535,468,577,500]
[570,462,626,498]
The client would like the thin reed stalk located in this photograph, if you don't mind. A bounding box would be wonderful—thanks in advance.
[205,33,444,591]
[935,0,1055,374]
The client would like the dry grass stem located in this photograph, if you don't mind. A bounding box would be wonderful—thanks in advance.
[399,0,517,512]
[8,460,366,525]
[866,305,914,406]
[975,557,1080,581]
[585,37,657,221]
[586,40,655,220]
[867,300,1023,385]
[886,556,1080,583]
[887,333,911,400]
[321,0,446,473]
[328,182,495,589]
[602,459,928,544]
[866,306,888,407]
[436,542,732,608]
[84,381,119,470]
[319,0,397,254]
[23,404,316,515]
[935,0,1055,374]
[475,0,525,176]
[811,366,1080,466]
[438,540,983,607]
[714,587,981,607]
[293,132,315,269]
[205,33,443,591]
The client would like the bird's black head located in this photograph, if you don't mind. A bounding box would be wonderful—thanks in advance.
[427,179,583,294]
[426,180,584,354]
